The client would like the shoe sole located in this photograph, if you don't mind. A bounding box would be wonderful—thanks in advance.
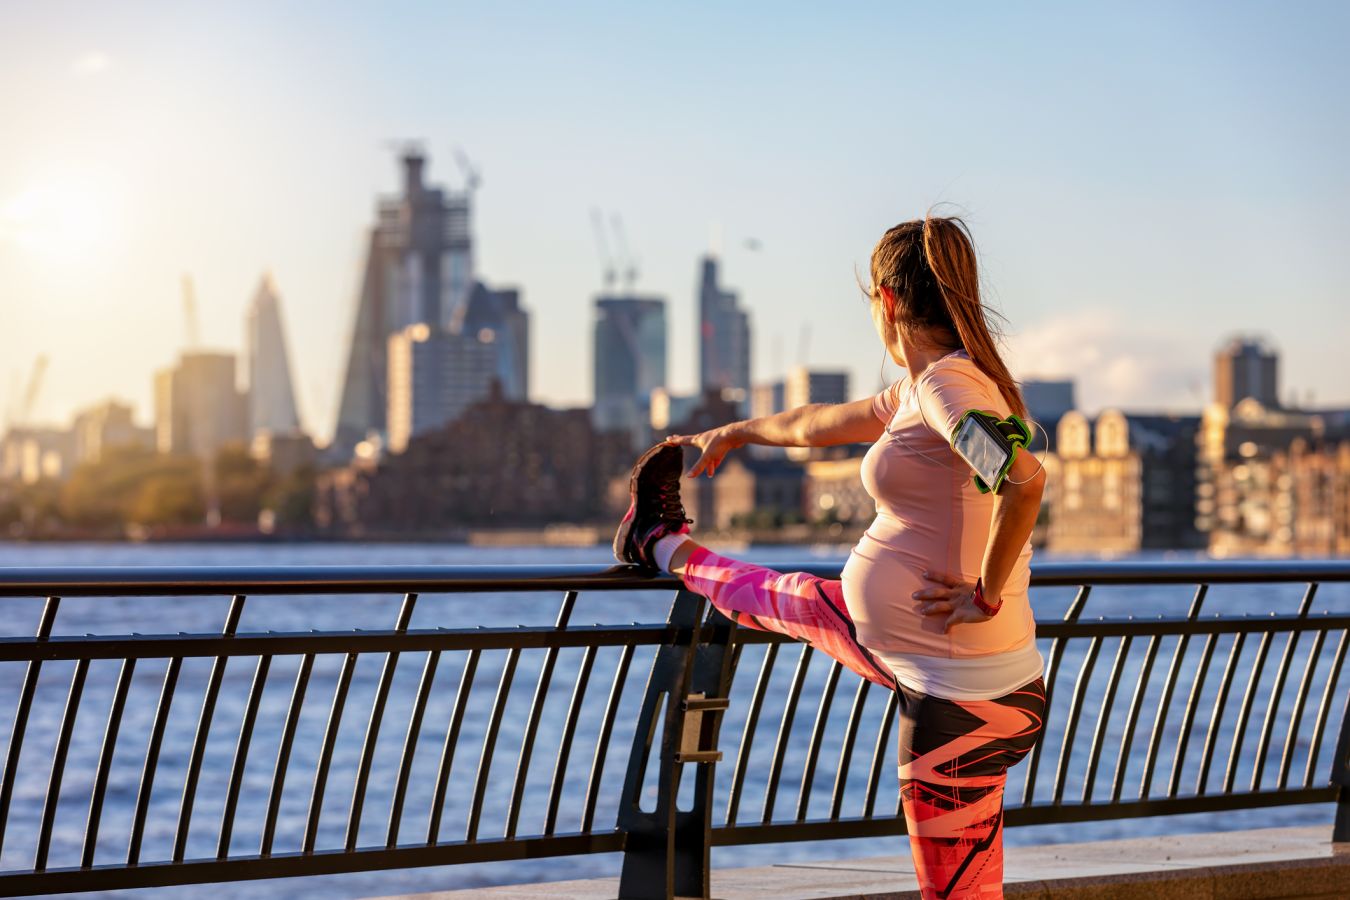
[612,442,677,565]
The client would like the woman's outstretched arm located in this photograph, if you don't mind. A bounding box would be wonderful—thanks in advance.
[667,397,883,478]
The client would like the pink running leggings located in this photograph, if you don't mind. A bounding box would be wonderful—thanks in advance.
[681,546,1046,900]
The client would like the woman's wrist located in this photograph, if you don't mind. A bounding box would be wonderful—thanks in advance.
[972,577,1002,616]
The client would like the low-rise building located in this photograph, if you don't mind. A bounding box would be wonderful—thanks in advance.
[1044,409,1202,553]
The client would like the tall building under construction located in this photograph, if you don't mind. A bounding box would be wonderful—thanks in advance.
[333,148,526,457]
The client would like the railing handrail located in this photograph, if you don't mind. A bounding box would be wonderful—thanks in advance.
[1,558,1349,596]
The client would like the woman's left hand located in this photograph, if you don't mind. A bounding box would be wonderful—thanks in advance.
[912,571,993,633]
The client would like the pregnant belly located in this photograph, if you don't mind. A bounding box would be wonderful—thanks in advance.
[842,531,1035,658]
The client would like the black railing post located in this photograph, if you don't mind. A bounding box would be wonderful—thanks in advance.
[617,588,737,900]
[1332,687,1350,843]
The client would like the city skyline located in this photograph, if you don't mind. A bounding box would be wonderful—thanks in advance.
[3,2,1349,438]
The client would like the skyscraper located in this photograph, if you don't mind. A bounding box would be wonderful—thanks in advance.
[1214,337,1279,410]
[460,282,529,400]
[245,273,302,438]
[784,367,850,460]
[333,149,475,455]
[593,296,667,448]
[386,323,499,454]
[698,255,750,406]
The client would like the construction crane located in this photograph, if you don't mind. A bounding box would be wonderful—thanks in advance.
[453,147,482,193]
[610,213,640,291]
[181,274,200,350]
[13,355,48,429]
[590,208,617,291]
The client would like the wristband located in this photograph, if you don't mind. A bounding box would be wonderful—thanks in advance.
[972,577,1001,617]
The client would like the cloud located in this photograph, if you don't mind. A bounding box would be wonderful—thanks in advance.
[71,52,111,76]
[1005,309,1208,413]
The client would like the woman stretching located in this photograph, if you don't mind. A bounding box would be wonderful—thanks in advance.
[612,216,1047,899]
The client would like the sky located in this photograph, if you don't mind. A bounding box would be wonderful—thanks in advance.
[2,1,1347,441]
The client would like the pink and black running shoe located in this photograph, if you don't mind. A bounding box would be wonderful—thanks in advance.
[613,442,692,568]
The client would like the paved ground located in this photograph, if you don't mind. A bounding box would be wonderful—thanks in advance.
[371,826,1350,899]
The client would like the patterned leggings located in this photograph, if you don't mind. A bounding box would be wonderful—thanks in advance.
[680,546,1046,899]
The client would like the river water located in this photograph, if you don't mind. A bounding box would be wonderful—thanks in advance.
[0,542,1344,899]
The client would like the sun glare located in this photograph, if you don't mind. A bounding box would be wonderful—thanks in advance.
[0,175,118,265]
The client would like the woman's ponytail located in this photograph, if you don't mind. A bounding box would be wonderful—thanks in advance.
[920,216,1027,420]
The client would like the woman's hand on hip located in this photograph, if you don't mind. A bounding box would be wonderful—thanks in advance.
[912,571,992,633]
[665,426,742,478]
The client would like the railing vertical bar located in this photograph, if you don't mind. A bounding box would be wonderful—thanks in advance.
[217,654,272,858]
[1278,628,1327,790]
[1166,631,1217,798]
[544,643,597,836]
[1140,583,1207,799]
[863,687,898,817]
[1022,584,1092,805]
[1304,628,1349,788]
[762,644,813,824]
[173,594,246,863]
[1197,631,1247,794]
[581,643,634,833]
[346,593,418,852]
[127,656,182,864]
[1110,634,1159,803]
[0,596,60,861]
[1223,624,1274,794]
[725,642,778,825]
[82,657,135,868]
[466,648,521,841]
[796,659,842,821]
[260,653,313,856]
[427,649,481,844]
[1052,635,1103,805]
[1251,583,1317,791]
[34,658,88,871]
[1082,636,1131,803]
[304,650,358,854]
[386,650,439,848]
[505,591,577,840]
[830,677,873,820]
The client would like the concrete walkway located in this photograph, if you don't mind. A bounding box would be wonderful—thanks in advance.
[373,826,1349,899]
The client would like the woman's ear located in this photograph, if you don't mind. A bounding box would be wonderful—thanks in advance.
[878,285,897,323]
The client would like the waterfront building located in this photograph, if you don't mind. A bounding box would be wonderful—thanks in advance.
[244,274,302,439]
[1214,336,1279,410]
[684,456,804,531]
[71,399,151,465]
[333,150,476,456]
[250,430,317,477]
[386,323,499,454]
[153,352,248,459]
[697,255,750,410]
[0,428,73,484]
[1044,409,1203,553]
[803,455,871,526]
[318,394,631,534]
[593,295,667,450]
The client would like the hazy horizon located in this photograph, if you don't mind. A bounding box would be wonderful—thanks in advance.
[4,1,1348,441]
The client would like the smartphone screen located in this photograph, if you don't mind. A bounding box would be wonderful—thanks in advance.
[953,415,1011,488]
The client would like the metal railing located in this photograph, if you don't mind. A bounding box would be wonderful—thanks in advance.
[0,560,1346,898]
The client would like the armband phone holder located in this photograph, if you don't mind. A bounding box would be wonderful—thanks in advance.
[950,410,1032,494]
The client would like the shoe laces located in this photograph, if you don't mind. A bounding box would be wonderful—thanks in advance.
[658,483,690,524]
